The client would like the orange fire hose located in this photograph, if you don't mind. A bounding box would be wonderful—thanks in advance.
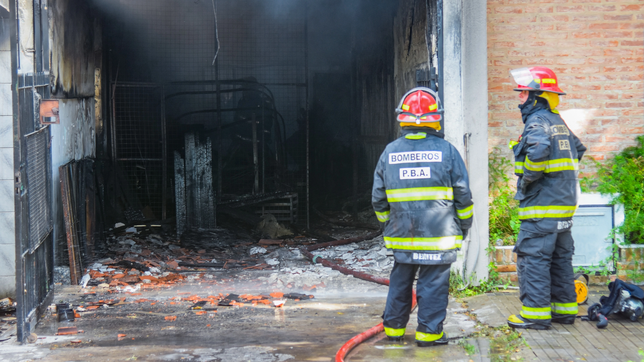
[301,231,418,362]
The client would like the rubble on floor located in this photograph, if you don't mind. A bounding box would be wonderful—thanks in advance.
[73,221,391,295]
[0,298,16,343]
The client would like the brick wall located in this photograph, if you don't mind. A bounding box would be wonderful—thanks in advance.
[487,0,644,173]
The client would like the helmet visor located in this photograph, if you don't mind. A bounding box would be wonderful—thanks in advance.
[510,68,534,87]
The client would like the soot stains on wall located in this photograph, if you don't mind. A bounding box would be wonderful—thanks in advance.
[50,0,99,97]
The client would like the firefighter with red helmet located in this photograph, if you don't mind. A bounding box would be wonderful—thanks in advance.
[372,87,473,346]
[507,67,587,329]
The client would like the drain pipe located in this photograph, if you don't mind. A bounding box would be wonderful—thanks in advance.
[300,231,418,362]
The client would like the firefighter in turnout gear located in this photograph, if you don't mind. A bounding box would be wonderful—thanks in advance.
[372,88,473,347]
[507,67,587,330]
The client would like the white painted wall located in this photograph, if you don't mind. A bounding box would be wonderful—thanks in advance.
[444,0,489,283]
[0,11,15,298]
[50,99,96,263]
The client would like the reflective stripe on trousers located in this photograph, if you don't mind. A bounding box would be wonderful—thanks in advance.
[551,302,578,315]
[520,305,551,320]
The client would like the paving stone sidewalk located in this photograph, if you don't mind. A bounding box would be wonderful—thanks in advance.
[465,291,644,362]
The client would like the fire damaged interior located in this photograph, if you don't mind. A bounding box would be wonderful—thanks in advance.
[86,0,435,238]
[9,0,493,347]
[25,0,436,292]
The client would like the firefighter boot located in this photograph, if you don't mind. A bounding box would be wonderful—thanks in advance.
[507,314,551,330]
[416,331,448,347]
[551,314,575,324]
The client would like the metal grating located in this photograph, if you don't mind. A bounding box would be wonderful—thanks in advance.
[16,72,54,343]
[107,0,308,223]
[216,0,307,194]
[25,126,53,251]
[113,85,163,160]
[112,84,165,219]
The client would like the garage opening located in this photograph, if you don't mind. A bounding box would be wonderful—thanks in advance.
[92,0,405,234]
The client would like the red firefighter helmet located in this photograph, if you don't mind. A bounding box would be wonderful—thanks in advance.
[510,66,566,95]
[395,87,443,123]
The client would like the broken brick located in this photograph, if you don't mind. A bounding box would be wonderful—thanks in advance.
[57,327,79,335]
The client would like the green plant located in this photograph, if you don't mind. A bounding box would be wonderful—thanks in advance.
[458,338,477,355]
[626,348,644,362]
[595,135,644,244]
[449,260,508,298]
[574,244,618,284]
[622,248,644,284]
[579,158,601,192]
[488,148,520,246]
[472,325,527,362]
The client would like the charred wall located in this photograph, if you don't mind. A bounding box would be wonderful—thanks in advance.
[393,0,432,98]
[48,0,100,264]
[50,0,100,98]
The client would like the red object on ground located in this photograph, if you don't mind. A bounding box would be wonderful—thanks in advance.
[56,327,79,335]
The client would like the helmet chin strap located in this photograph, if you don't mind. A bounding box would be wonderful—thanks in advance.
[518,91,542,109]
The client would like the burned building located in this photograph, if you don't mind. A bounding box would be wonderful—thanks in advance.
[1,0,488,342]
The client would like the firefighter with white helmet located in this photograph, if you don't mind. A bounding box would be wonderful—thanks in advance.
[372,87,473,346]
[507,66,587,329]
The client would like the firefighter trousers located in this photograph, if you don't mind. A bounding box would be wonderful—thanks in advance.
[515,227,578,325]
[383,262,450,340]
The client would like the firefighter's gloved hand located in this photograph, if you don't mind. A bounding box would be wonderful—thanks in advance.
[462,228,470,240]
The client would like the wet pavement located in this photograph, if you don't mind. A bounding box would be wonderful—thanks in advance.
[2,226,644,361]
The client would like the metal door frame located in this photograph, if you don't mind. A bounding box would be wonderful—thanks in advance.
[10,0,55,342]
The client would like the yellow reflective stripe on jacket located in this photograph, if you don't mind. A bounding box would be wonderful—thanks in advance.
[384,236,462,251]
[517,158,578,174]
[518,205,577,220]
[551,302,578,315]
[520,306,551,320]
[416,331,443,342]
[384,327,405,337]
[386,187,453,202]
[525,156,546,172]
[457,204,474,220]
[375,210,390,223]
[545,158,578,173]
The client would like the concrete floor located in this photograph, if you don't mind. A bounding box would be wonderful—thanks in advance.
[2,228,643,362]
[1,267,482,362]
[2,275,644,361]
